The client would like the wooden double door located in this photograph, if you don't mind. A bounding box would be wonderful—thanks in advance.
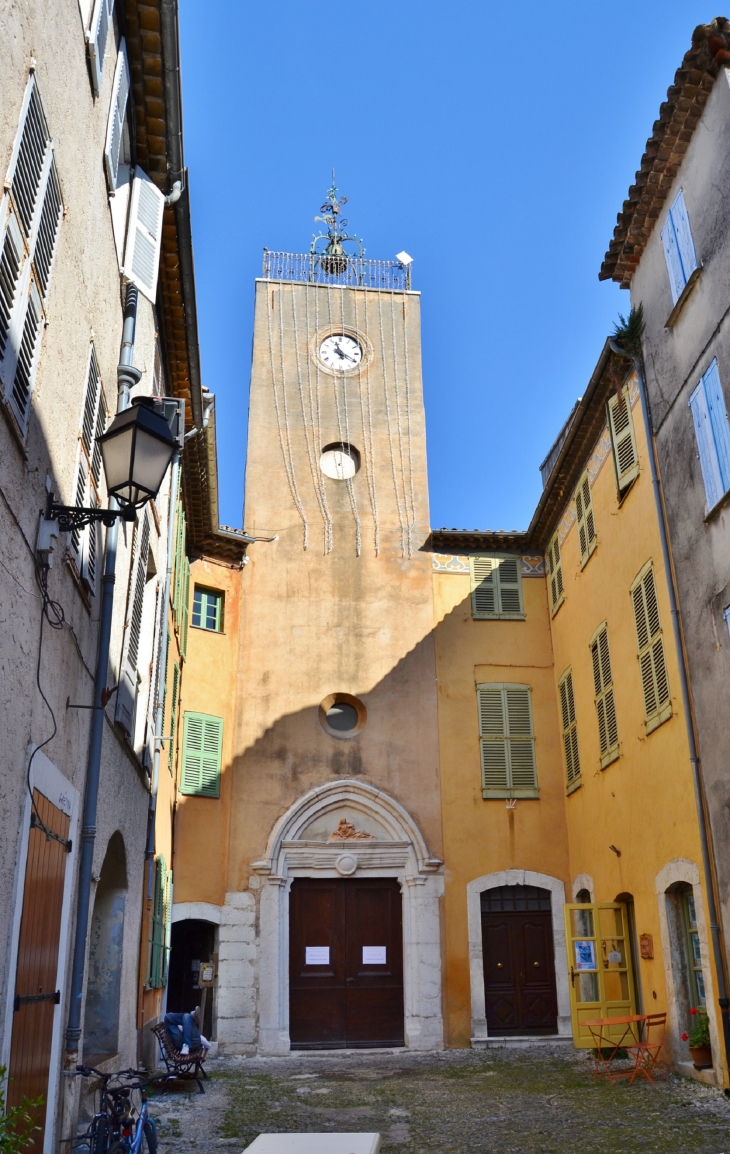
[481,885,558,1035]
[289,877,404,1049]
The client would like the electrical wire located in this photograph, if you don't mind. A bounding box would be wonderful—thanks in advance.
[26,561,69,847]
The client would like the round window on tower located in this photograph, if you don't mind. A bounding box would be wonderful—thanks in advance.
[319,442,361,481]
[319,693,367,739]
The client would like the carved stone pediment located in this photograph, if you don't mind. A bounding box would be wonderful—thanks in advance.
[327,818,376,842]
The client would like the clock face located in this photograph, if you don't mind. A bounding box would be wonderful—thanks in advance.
[319,334,362,371]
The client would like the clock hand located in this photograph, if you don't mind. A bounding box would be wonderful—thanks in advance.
[334,342,355,362]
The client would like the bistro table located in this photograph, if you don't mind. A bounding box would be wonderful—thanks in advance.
[582,1014,648,1082]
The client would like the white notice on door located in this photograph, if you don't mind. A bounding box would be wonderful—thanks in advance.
[362,946,386,965]
[305,946,330,965]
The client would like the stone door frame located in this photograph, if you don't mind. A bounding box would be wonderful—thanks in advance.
[251,779,444,1055]
[467,869,572,1043]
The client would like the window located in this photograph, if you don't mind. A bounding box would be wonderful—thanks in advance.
[0,75,63,436]
[115,513,150,737]
[192,587,223,633]
[122,170,165,303]
[575,472,596,566]
[546,532,564,615]
[680,888,706,1009]
[87,0,116,97]
[689,360,730,512]
[590,625,619,767]
[167,661,179,773]
[607,385,639,493]
[631,563,671,733]
[660,189,698,305]
[477,684,538,799]
[558,669,581,790]
[70,344,107,594]
[470,555,524,620]
[180,712,223,798]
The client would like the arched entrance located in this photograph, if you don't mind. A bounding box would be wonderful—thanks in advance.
[83,832,127,1062]
[245,779,444,1055]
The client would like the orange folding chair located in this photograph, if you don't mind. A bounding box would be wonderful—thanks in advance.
[626,1012,668,1084]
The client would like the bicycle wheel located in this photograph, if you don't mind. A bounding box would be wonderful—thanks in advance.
[88,1116,113,1154]
[142,1117,158,1154]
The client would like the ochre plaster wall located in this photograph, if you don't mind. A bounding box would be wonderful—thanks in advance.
[434,570,569,1047]
[550,389,722,1077]
[172,557,242,907]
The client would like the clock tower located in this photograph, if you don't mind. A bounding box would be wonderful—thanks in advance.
[220,183,445,1053]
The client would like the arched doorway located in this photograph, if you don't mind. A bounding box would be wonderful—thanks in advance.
[238,778,444,1055]
[83,833,127,1062]
[480,884,558,1035]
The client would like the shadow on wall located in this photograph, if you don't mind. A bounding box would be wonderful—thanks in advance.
[83,831,127,1061]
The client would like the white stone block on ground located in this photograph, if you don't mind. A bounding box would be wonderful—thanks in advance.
[244,1136,380,1154]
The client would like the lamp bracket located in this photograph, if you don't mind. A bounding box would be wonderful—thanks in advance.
[44,492,135,533]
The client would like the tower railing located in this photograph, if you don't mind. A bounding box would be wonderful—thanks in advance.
[261,250,412,291]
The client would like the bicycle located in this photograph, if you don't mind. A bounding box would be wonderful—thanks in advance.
[71,1065,158,1154]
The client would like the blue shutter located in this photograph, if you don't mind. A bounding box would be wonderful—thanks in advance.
[702,360,730,496]
[661,216,685,304]
[670,190,698,284]
[690,379,723,509]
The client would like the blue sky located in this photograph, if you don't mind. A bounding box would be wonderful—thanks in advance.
[178,1,713,532]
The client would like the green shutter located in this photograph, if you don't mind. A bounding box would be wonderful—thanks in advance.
[470,555,525,620]
[590,625,619,767]
[168,661,179,773]
[172,504,187,623]
[181,712,223,798]
[478,684,538,798]
[575,473,597,566]
[559,669,581,789]
[631,564,671,733]
[180,559,191,658]
[161,868,173,986]
[148,855,166,988]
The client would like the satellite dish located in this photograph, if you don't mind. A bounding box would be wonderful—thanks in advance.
[396,251,413,265]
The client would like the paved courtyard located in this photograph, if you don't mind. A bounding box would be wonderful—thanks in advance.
[149,1045,730,1153]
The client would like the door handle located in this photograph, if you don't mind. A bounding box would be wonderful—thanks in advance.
[346,977,355,985]
[497,963,503,969]
[533,962,540,968]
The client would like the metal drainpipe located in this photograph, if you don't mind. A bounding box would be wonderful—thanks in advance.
[610,339,730,1075]
[65,284,142,1054]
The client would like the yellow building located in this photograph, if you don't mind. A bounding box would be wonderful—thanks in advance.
[167,194,726,1084]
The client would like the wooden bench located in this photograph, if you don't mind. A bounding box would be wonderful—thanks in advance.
[151,1022,208,1093]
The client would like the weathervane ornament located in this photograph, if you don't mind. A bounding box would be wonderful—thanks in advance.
[311,171,365,274]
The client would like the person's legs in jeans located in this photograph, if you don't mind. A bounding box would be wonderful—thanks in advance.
[164,1012,193,1052]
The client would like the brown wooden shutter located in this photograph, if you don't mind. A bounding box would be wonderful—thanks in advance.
[559,669,581,788]
[590,624,619,766]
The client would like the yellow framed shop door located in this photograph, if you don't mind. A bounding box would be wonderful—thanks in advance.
[564,903,637,1047]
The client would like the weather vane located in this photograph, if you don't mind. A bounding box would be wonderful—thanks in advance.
[311,171,365,273]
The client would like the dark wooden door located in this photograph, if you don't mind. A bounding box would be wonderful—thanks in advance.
[481,886,557,1035]
[289,878,404,1049]
[8,791,70,1146]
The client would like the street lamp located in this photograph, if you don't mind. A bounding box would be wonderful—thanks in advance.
[44,398,177,531]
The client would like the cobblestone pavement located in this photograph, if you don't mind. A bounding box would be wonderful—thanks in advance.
[148,1045,730,1153]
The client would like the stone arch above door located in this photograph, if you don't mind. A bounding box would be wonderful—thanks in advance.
[229,779,444,1056]
[466,869,572,1044]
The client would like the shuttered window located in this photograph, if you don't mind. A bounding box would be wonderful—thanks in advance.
[631,564,672,733]
[192,587,223,632]
[70,344,107,594]
[172,503,187,622]
[0,76,63,436]
[575,472,597,566]
[558,669,581,790]
[87,0,116,97]
[660,189,698,305]
[689,360,730,512]
[180,713,223,798]
[115,512,150,737]
[608,385,640,492]
[590,625,619,767]
[546,532,564,615]
[148,855,172,989]
[179,559,191,659]
[470,555,525,620]
[477,684,538,799]
[104,41,130,191]
[122,170,165,303]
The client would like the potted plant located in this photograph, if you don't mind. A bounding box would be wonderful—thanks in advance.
[682,1007,712,1069]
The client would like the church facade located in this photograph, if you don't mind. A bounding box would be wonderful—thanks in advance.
[169,186,727,1086]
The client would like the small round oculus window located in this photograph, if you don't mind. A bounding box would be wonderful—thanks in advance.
[319,692,367,739]
[319,442,361,480]
[319,334,362,370]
